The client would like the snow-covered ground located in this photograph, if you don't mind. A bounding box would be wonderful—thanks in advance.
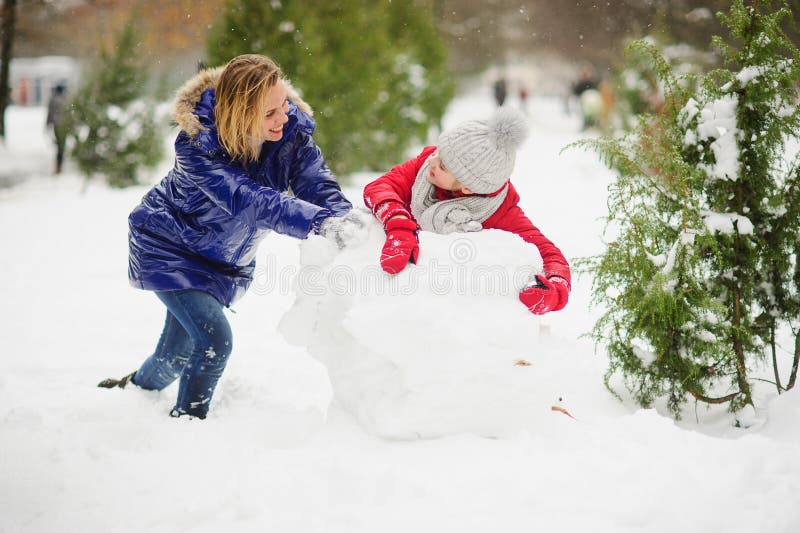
[1,89,799,532]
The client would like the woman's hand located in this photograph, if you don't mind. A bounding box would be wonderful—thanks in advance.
[318,210,370,249]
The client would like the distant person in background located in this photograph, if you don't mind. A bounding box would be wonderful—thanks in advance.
[598,78,615,129]
[46,83,69,174]
[572,66,599,96]
[518,83,529,114]
[364,107,571,316]
[98,54,361,419]
[571,66,601,130]
[493,77,507,106]
[18,78,29,105]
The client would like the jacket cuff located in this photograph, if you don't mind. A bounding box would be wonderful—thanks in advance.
[544,268,571,290]
[373,201,413,227]
[310,208,335,235]
[384,216,419,233]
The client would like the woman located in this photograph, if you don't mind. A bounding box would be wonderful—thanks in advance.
[99,54,359,419]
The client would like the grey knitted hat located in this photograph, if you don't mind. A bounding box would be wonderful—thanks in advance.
[437,106,528,194]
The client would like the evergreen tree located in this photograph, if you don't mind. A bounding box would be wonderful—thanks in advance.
[206,0,454,175]
[0,0,18,141]
[68,18,164,188]
[610,37,718,131]
[574,0,800,418]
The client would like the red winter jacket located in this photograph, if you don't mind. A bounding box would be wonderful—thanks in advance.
[364,146,571,285]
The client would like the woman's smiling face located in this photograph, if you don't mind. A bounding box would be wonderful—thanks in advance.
[258,80,290,142]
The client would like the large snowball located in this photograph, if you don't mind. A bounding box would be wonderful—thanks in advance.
[279,214,560,439]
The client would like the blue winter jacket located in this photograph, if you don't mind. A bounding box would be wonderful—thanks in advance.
[128,71,352,306]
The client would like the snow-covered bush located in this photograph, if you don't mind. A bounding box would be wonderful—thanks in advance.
[68,19,164,188]
[574,0,800,417]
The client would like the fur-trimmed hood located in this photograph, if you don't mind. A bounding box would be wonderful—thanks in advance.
[172,66,314,138]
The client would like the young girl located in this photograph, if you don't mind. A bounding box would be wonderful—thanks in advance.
[364,107,570,315]
[99,54,359,418]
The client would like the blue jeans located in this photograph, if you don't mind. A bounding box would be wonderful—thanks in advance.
[133,290,233,418]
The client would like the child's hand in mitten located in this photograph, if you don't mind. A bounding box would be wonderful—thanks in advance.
[380,217,419,274]
[519,275,570,314]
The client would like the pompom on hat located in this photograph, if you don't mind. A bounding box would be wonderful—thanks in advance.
[437,106,528,194]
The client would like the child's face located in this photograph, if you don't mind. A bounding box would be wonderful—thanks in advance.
[427,150,470,193]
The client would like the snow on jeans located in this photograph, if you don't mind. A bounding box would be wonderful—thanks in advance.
[133,289,233,418]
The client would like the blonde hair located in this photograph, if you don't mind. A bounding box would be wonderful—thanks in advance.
[215,54,284,163]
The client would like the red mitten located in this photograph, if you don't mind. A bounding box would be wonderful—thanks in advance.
[519,275,570,315]
[380,217,419,274]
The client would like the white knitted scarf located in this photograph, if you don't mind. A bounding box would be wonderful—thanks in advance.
[409,158,508,234]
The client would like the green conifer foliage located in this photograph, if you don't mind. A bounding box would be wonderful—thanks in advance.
[68,18,164,188]
[575,0,800,417]
[206,0,454,175]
